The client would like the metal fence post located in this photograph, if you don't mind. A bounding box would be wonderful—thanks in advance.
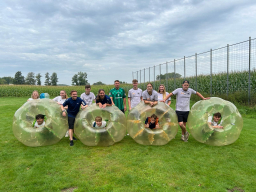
[174,59,176,89]
[154,65,156,88]
[166,62,168,90]
[137,71,138,80]
[184,56,186,79]
[144,68,145,89]
[248,37,251,105]
[195,53,197,91]
[149,67,150,83]
[227,44,229,97]
[159,64,161,84]
[210,49,212,96]
[140,70,141,84]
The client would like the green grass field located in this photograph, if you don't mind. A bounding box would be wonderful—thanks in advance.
[1,97,256,192]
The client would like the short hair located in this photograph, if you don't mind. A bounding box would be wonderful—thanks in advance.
[147,83,153,88]
[85,84,91,89]
[36,114,45,119]
[114,80,120,83]
[70,90,77,95]
[95,116,102,122]
[213,112,221,118]
[183,80,189,84]
[151,114,157,119]
[132,79,138,83]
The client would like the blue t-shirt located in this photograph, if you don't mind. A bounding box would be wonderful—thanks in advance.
[96,95,112,105]
[63,97,86,117]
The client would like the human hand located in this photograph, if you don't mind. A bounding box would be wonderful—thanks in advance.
[102,104,107,108]
[124,106,127,111]
[62,112,66,117]
[203,97,211,100]
[129,107,131,111]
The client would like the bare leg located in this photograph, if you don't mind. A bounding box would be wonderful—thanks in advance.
[69,129,73,140]
[179,122,187,135]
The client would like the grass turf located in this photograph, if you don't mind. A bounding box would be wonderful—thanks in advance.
[0,97,256,192]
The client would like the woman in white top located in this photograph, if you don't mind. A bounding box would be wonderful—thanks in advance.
[27,90,39,101]
[53,90,69,137]
[157,84,171,106]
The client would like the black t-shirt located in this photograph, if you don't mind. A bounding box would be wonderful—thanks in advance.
[145,117,156,129]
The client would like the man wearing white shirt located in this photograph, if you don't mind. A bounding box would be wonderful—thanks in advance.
[80,85,96,105]
[128,79,143,110]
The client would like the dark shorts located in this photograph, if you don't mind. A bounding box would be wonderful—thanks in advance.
[68,116,76,129]
[176,111,189,123]
[121,109,125,113]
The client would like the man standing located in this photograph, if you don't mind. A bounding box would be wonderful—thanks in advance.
[61,90,87,146]
[109,80,126,113]
[80,84,96,105]
[128,79,143,110]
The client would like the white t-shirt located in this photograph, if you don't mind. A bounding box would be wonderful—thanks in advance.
[28,98,33,101]
[34,121,45,128]
[52,96,67,104]
[128,88,142,108]
[208,116,223,126]
[172,88,197,111]
[157,92,171,104]
[80,92,96,105]
[92,121,107,128]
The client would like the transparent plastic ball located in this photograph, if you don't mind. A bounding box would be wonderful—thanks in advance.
[13,99,68,147]
[74,104,126,146]
[187,97,243,146]
[127,101,179,145]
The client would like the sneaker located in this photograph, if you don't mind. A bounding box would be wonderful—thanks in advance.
[65,131,69,137]
[70,140,74,146]
[73,137,77,141]
[184,131,190,142]
[181,135,185,141]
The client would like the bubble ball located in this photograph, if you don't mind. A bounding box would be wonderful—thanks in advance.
[40,93,50,99]
[187,97,243,146]
[127,102,179,145]
[13,99,68,147]
[74,104,126,146]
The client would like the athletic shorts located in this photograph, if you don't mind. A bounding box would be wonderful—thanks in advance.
[68,116,76,129]
[176,111,189,122]
[121,109,125,113]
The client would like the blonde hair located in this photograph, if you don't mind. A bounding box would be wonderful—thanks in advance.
[95,116,102,122]
[158,84,167,100]
[60,90,68,99]
[31,90,39,99]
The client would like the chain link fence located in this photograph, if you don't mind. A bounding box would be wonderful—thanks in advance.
[132,37,256,105]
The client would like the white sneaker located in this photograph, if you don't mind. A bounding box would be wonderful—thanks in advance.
[65,131,69,137]
[184,131,190,142]
[181,135,185,141]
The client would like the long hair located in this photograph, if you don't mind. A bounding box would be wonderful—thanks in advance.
[31,90,39,99]
[158,84,167,100]
[60,90,68,99]
[96,89,105,102]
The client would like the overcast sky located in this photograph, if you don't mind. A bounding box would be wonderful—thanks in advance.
[0,0,255,85]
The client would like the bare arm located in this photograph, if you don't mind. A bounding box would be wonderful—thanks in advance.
[140,96,143,101]
[110,97,114,105]
[163,92,173,103]
[167,100,171,106]
[123,98,126,111]
[196,92,210,100]
[128,98,131,110]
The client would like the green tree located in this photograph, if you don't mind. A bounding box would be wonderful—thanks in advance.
[93,81,105,85]
[72,74,78,85]
[25,72,36,85]
[13,71,25,84]
[50,72,58,86]
[0,78,7,84]
[156,72,182,80]
[77,72,88,85]
[1,77,13,84]
[45,72,51,86]
[36,73,42,85]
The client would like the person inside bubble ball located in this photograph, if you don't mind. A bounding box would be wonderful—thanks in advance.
[163,80,210,142]
[208,112,223,129]
[27,90,39,101]
[144,114,160,129]
[92,116,107,128]
[96,89,112,108]
[34,114,45,128]
[142,83,158,107]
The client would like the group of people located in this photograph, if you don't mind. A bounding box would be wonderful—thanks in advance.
[28,79,224,146]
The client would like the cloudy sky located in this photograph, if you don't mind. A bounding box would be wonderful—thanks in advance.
[0,0,255,85]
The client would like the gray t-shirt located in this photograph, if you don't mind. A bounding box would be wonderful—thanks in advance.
[80,92,96,105]
[172,88,197,111]
[157,92,171,104]
[142,90,158,101]
[128,88,142,108]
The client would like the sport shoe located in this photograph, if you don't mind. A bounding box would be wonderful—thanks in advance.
[181,135,185,141]
[73,137,77,141]
[184,131,190,142]
[70,140,74,146]
[65,131,69,137]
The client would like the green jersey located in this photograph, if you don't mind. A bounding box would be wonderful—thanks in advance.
[109,88,126,110]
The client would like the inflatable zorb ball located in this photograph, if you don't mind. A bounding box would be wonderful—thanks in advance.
[127,102,179,145]
[187,97,243,146]
[40,93,50,99]
[74,104,126,146]
[13,99,68,147]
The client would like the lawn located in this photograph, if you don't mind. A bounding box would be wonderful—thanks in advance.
[0,97,255,192]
